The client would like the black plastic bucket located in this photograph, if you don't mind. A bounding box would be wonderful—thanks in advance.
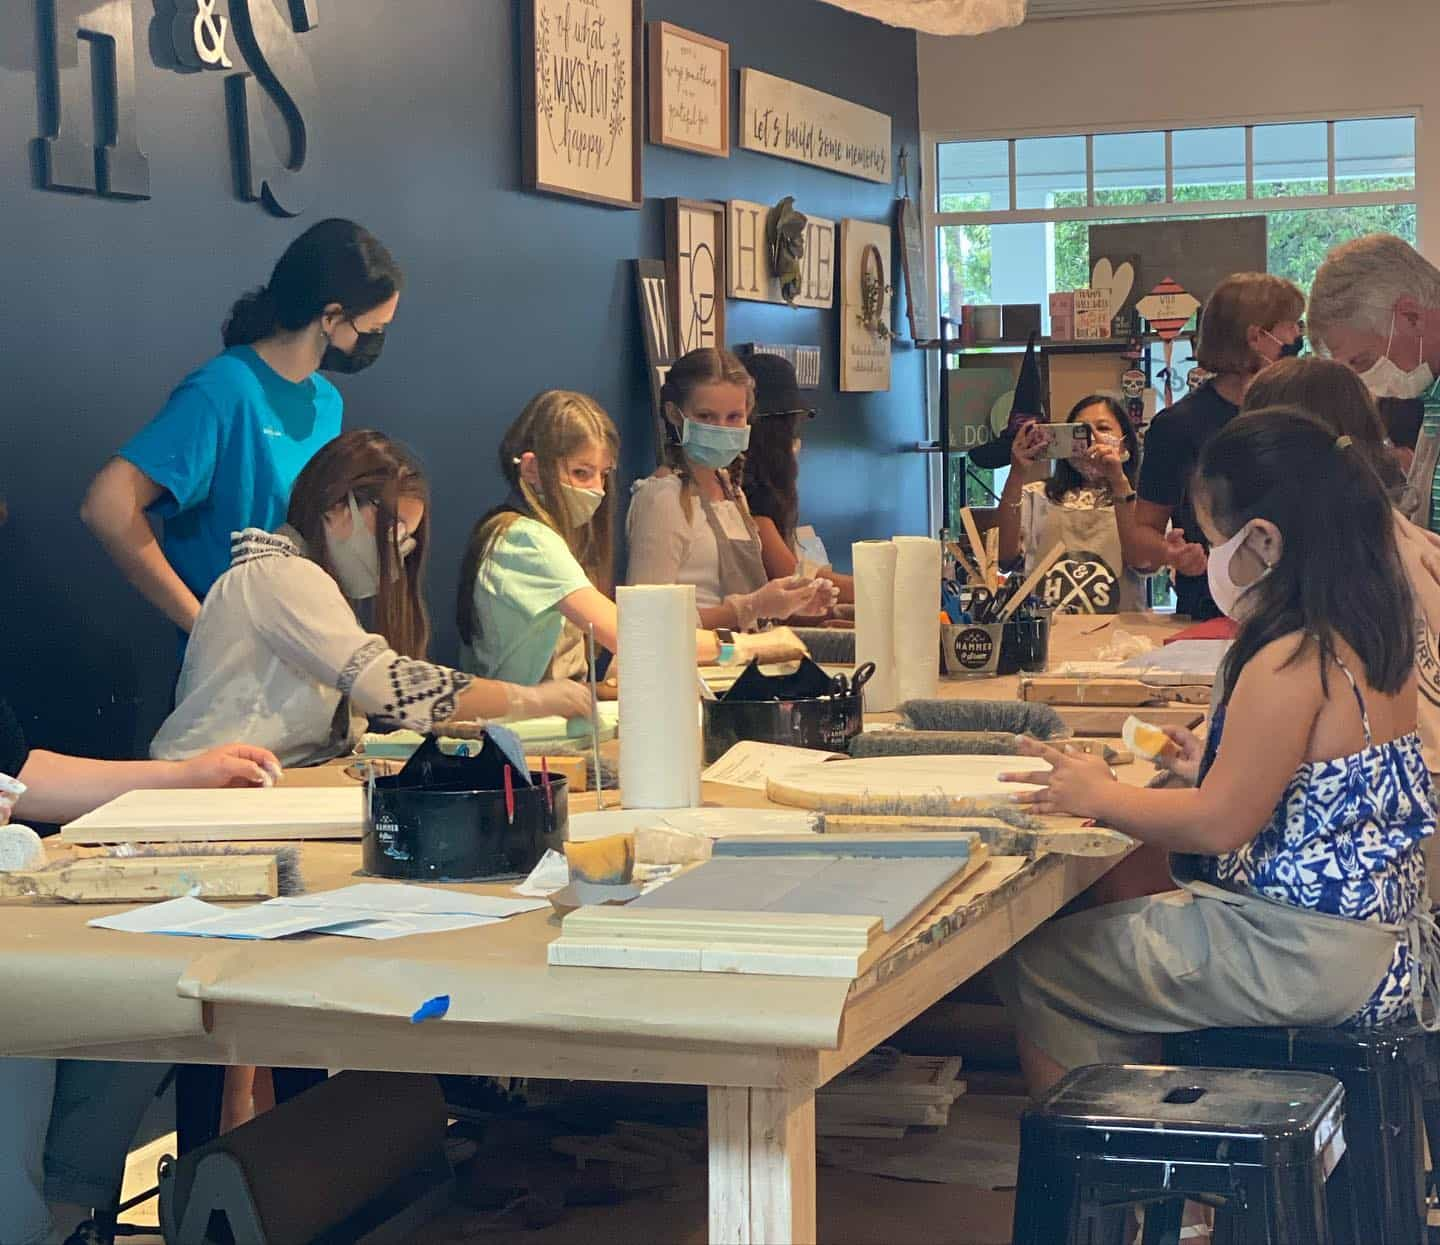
[363,773,568,881]
[702,693,864,764]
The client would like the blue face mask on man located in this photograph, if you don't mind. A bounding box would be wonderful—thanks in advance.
[680,417,751,469]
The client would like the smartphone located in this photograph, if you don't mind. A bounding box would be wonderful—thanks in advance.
[1038,422,1092,460]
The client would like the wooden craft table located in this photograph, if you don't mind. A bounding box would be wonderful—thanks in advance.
[1,612,1191,1244]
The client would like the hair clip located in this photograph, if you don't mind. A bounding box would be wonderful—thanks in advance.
[1335,435,1353,450]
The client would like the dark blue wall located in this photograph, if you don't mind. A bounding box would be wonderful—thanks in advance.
[0,0,925,760]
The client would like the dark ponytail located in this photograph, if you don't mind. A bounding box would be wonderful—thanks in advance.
[222,218,403,348]
[1197,407,1415,700]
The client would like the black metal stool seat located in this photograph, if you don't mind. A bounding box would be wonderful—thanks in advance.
[1013,1064,1346,1245]
[1163,1025,1428,1245]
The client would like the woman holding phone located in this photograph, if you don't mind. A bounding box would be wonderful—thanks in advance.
[996,394,1146,614]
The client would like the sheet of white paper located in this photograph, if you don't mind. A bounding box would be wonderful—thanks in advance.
[319,913,502,940]
[701,740,843,792]
[88,897,332,941]
[513,849,570,897]
[265,883,548,918]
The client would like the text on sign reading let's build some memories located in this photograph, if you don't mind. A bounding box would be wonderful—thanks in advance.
[739,70,891,184]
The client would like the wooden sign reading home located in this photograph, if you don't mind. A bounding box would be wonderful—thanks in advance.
[738,70,891,185]
[726,200,835,309]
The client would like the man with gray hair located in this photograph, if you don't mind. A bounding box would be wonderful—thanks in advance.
[1310,233,1440,400]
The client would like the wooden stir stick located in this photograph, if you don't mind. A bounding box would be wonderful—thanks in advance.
[999,542,1064,622]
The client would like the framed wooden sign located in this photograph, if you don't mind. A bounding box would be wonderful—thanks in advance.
[524,0,643,209]
[647,22,729,158]
[840,219,893,393]
[666,199,726,356]
[739,69,891,184]
[726,200,835,309]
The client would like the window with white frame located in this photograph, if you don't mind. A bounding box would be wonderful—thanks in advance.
[933,116,1417,329]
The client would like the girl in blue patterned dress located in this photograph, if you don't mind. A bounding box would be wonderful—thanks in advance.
[995,407,1440,1101]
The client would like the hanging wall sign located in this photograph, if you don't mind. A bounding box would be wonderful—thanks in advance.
[738,69,890,184]
[666,199,726,356]
[524,0,643,209]
[647,22,729,158]
[840,219,893,392]
[726,200,834,309]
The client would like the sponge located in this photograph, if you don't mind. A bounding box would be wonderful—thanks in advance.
[563,834,636,885]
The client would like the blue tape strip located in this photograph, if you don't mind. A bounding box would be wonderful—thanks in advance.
[410,994,450,1024]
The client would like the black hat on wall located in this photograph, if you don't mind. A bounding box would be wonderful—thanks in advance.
[743,352,817,419]
[968,332,1044,468]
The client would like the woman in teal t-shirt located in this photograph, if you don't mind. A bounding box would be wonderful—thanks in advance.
[457,391,806,682]
[81,219,403,634]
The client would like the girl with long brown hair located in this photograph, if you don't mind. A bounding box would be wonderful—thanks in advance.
[152,430,589,768]
[740,352,855,604]
[626,348,836,630]
[458,391,807,680]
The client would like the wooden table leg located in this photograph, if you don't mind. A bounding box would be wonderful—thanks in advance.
[708,1085,817,1244]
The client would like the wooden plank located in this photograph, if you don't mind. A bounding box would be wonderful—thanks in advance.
[62,788,364,845]
[1053,704,1204,737]
[749,1087,818,1245]
[709,1086,752,1245]
[530,755,588,793]
[0,855,278,904]
[712,833,980,858]
[1021,677,1172,707]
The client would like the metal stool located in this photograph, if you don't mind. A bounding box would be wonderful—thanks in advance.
[1012,1064,1345,1245]
[1164,1026,1428,1245]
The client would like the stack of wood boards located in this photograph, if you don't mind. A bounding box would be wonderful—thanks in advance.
[62,788,365,845]
[818,1049,967,1139]
[547,833,990,979]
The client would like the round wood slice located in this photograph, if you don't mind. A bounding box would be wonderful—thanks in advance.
[765,755,1043,816]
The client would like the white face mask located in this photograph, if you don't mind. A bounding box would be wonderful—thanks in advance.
[559,481,605,526]
[1206,521,1274,621]
[1358,313,1434,400]
[327,494,381,600]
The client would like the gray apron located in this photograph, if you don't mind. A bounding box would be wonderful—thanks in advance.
[697,481,768,598]
[1030,497,1140,613]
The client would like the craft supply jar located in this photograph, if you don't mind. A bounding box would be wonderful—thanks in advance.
[999,612,1052,675]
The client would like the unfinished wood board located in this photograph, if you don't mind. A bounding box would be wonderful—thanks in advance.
[1052,705,1204,738]
[62,788,364,845]
[549,906,880,978]
[709,1084,817,1245]
[712,833,981,859]
[766,755,1041,816]
[629,855,975,933]
[1021,677,1185,707]
[0,855,279,904]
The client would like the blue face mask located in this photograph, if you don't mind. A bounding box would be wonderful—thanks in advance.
[680,418,750,468]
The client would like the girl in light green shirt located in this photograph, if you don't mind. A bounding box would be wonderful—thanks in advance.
[457,390,807,684]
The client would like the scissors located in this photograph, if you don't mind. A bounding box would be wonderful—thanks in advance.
[969,587,998,623]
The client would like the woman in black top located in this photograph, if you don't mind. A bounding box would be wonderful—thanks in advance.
[1122,273,1304,618]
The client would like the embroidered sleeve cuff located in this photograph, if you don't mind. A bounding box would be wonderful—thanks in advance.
[350,652,474,731]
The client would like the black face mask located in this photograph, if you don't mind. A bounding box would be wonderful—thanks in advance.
[320,322,386,375]
[1278,337,1305,359]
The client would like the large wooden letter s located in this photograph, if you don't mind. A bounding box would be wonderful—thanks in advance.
[38,0,151,199]
[227,0,318,217]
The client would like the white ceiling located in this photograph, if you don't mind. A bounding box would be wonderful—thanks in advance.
[818,0,1325,34]
[1027,0,1322,18]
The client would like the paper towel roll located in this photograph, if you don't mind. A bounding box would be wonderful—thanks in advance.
[853,540,899,713]
[893,536,941,703]
[618,585,702,809]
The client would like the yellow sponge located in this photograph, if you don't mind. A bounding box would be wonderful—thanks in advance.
[563,834,636,885]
